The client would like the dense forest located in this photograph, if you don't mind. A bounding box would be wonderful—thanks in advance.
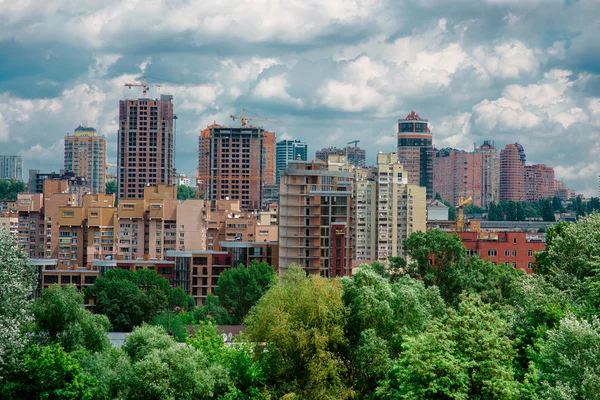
[3,214,600,399]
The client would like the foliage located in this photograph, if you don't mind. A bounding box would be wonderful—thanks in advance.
[122,324,177,363]
[151,311,191,342]
[379,294,520,399]
[86,268,194,331]
[0,179,26,200]
[215,260,277,324]
[531,314,600,399]
[177,184,195,200]
[402,230,466,301]
[245,265,352,399]
[1,344,96,400]
[32,285,110,352]
[0,230,36,377]
[104,180,117,195]
[77,347,133,400]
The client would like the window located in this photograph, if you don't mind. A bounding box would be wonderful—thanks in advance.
[193,256,208,266]
[513,238,517,244]
[488,250,497,257]
[512,262,517,268]
[466,249,478,257]
[512,250,517,257]
[528,250,533,257]
[528,262,534,269]
[505,250,510,257]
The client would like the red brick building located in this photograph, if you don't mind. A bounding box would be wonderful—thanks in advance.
[500,143,555,202]
[457,231,545,273]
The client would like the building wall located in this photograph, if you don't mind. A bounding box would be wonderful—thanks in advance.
[276,140,308,185]
[118,95,174,199]
[262,131,276,186]
[397,111,433,199]
[279,160,353,277]
[500,143,526,202]
[0,155,23,181]
[64,126,107,194]
[458,231,544,273]
[525,164,555,201]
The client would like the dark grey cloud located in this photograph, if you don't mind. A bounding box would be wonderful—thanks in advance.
[0,0,599,194]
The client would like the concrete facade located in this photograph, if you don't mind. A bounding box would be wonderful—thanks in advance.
[397,111,433,199]
[64,126,107,194]
[118,95,174,199]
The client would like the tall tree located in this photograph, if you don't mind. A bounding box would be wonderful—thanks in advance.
[32,285,110,352]
[215,261,277,324]
[542,199,555,222]
[245,266,351,399]
[488,201,504,221]
[378,295,520,399]
[0,230,36,377]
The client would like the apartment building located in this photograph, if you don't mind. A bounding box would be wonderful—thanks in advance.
[198,124,273,210]
[0,155,22,181]
[433,141,499,208]
[276,139,308,185]
[118,95,175,199]
[397,111,433,199]
[500,143,555,202]
[354,153,426,262]
[279,159,353,277]
[64,125,107,194]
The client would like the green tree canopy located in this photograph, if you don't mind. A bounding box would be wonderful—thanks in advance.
[245,265,351,399]
[379,294,520,399]
[32,285,110,353]
[1,344,96,400]
[214,260,277,324]
[0,179,26,200]
[177,185,195,200]
[86,269,194,331]
[105,180,117,195]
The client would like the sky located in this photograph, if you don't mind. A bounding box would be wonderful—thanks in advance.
[0,0,599,195]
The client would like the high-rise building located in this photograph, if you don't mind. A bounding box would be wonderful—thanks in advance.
[500,143,527,202]
[354,153,426,262]
[198,125,267,210]
[433,141,499,208]
[315,147,344,163]
[0,155,22,181]
[397,111,433,199]
[279,159,353,277]
[263,131,276,186]
[64,125,107,194]
[525,164,555,202]
[315,146,366,168]
[500,143,555,202]
[276,139,308,184]
[118,95,174,199]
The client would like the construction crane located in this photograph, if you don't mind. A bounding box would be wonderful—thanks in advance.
[124,76,211,97]
[230,108,281,128]
[345,140,360,169]
[456,194,473,233]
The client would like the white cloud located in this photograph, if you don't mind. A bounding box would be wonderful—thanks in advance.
[252,75,303,106]
[473,40,539,79]
[318,80,391,113]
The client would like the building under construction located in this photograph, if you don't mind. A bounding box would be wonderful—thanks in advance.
[198,124,275,210]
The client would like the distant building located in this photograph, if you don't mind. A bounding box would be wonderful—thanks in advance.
[276,140,307,184]
[27,170,90,198]
[397,111,433,199]
[263,131,276,186]
[433,141,499,208]
[118,95,175,199]
[64,125,107,194]
[427,200,449,221]
[176,174,191,187]
[500,143,555,202]
[315,146,366,168]
[0,155,23,181]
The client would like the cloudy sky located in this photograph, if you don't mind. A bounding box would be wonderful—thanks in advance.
[1,0,599,194]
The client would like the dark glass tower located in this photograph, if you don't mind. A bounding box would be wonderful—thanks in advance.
[397,111,433,199]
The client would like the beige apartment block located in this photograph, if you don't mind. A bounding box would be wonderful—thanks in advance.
[354,153,426,263]
[279,159,353,277]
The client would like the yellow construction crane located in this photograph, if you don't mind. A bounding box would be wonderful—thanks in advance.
[230,108,281,127]
[124,76,211,97]
[456,194,473,233]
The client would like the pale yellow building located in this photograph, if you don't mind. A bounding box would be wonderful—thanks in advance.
[354,153,426,263]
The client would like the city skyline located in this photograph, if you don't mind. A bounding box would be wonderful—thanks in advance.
[1,1,600,195]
